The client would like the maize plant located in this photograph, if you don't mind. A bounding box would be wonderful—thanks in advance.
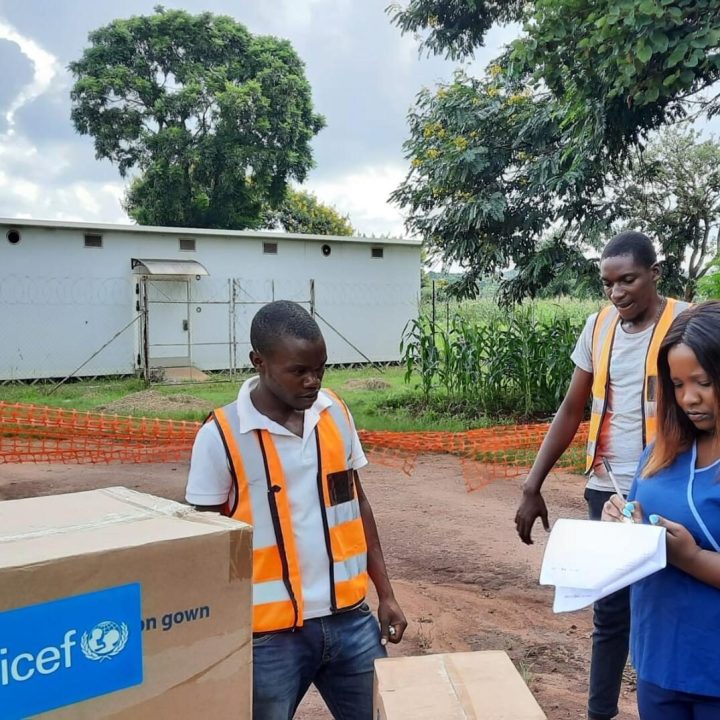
[400,304,585,419]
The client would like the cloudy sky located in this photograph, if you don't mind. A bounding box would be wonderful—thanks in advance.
[0,0,518,236]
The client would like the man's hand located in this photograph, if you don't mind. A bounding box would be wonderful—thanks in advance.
[515,489,549,545]
[377,596,407,646]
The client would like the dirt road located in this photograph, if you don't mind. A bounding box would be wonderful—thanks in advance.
[0,456,639,719]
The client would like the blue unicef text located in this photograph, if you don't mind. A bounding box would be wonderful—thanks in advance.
[0,583,143,719]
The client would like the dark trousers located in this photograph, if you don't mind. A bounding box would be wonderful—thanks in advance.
[637,679,720,719]
[584,488,631,720]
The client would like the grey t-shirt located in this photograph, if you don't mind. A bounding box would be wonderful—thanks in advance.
[571,314,655,493]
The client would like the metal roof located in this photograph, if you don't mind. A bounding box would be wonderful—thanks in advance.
[131,258,210,276]
[0,217,421,247]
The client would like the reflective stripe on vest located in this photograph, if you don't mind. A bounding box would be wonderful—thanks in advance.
[211,389,368,633]
[585,298,689,473]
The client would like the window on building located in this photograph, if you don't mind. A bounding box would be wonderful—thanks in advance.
[263,242,278,255]
[179,237,196,251]
[371,247,384,259]
[6,229,20,244]
[84,233,103,248]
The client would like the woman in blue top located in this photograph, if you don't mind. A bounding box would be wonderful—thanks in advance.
[603,300,720,719]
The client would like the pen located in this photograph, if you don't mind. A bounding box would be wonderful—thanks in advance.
[602,457,624,502]
[602,457,633,523]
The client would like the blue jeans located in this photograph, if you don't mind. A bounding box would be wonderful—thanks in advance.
[585,489,631,720]
[637,679,720,719]
[252,604,387,720]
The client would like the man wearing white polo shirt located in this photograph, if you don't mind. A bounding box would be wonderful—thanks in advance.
[186,300,406,720]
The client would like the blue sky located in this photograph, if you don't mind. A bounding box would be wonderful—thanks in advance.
[0,0,518,235]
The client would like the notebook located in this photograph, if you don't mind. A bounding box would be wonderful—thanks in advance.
[539,518,667,612]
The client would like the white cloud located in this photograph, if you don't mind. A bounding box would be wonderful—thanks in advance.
[0,120,128,221]
[272,0,350,31]
[0,17,129,224]
[0,132,38,162]
[306,163,409,237]
[0,17,59,135]
[0,170,128,224]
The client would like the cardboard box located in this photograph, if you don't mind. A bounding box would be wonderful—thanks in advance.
[0,486,252,719]
[374,651,547,719]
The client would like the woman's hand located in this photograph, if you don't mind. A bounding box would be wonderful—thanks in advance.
[649,515,702,569]
[602,495,643,524]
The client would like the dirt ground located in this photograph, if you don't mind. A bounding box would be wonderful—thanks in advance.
[0,455,639,719]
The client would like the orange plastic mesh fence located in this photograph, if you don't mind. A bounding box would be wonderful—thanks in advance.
[0,402,588,489]
[0,403,199,465]
[359,423,589,490]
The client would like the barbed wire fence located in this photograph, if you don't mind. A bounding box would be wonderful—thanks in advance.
[1,275,417,387]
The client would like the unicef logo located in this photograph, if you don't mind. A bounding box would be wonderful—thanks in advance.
[80,621,129,662]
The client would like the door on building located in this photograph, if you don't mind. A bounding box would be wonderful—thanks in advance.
[132,258,209,375]
[145,278,191,367]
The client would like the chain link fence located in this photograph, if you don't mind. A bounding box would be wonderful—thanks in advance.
[1,274,418,384]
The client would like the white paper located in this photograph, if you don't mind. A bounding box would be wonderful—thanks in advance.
[539,518,667,612]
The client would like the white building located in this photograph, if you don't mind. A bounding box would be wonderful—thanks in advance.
[0,219,421,381]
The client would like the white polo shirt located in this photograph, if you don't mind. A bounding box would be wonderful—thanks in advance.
[186,376,368,619]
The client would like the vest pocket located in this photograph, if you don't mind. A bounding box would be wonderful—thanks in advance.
[327,469,355,505]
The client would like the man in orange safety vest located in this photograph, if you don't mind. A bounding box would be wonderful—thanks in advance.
[187,300,406,720]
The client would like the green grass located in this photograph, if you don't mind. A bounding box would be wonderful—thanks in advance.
[0,367,482,432]
[0,376,236,421]
[0,376,148,411]
[327,366,492,431]
[0,366,500,432]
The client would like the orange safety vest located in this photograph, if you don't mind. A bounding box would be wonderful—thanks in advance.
[210,389,368,634]
[585,298,690,473]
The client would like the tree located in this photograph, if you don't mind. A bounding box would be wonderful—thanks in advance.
[70,7,325,229]
[389,1,720,302]
[386,0,524,59]
[262,189,353,235]
[389,65,612,300]
[615,128,720,300]
[697,256,720,298]
[503,233,603,303]
[392,1,720,149]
